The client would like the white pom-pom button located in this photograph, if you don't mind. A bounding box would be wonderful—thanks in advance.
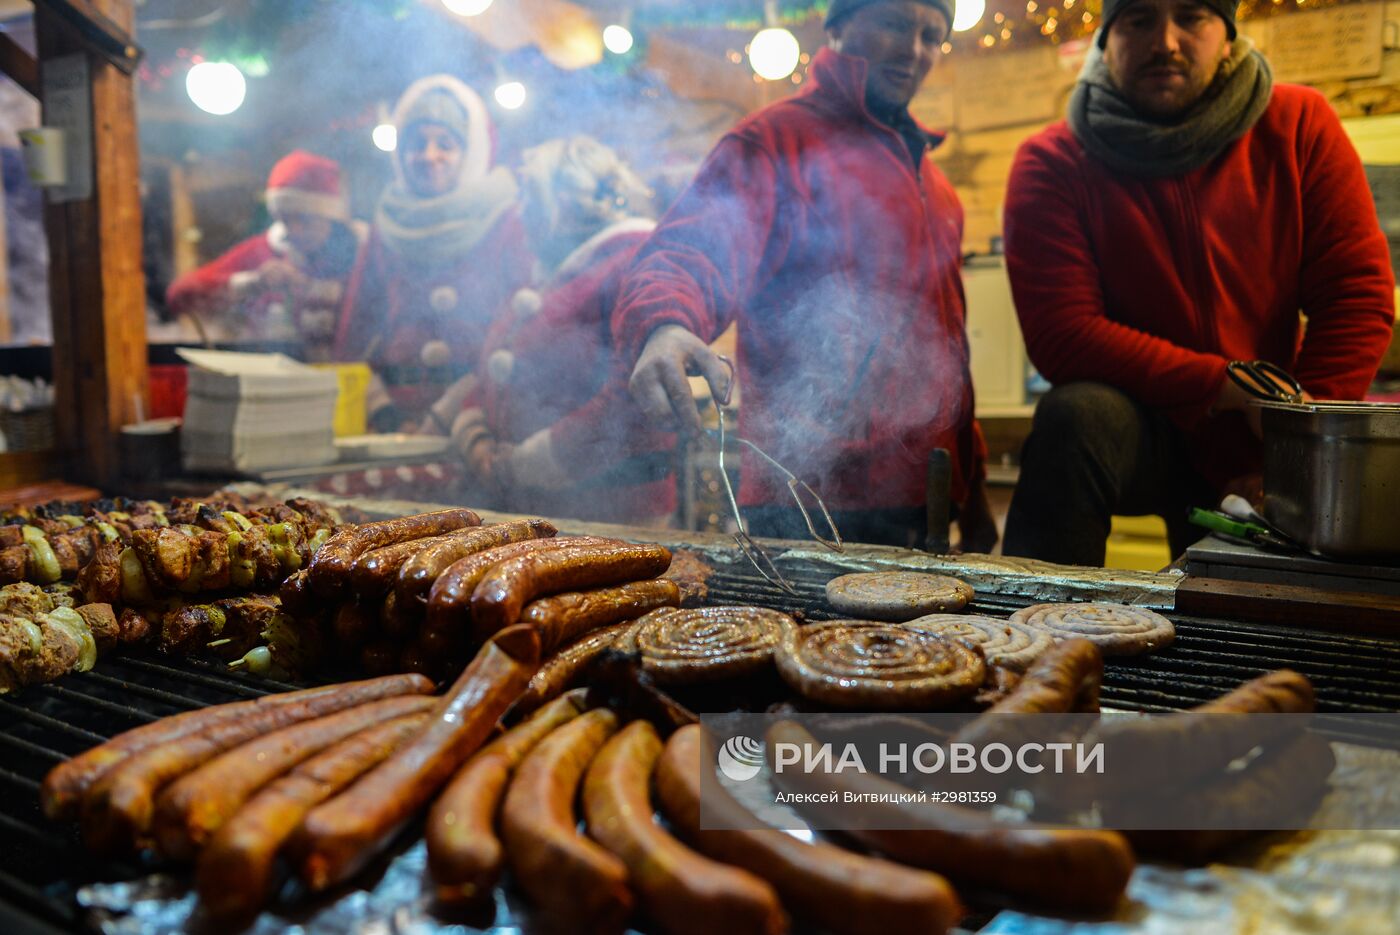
[487,349,516,384]
[429,286,459,312]
[512,288,543,317]
[420,340,452,368]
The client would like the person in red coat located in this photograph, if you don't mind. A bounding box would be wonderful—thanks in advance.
[449,136,676,525]
[165,150,361,360]
[611,0,996,551]
[1001,0,1395,566]
[335,75,530,433]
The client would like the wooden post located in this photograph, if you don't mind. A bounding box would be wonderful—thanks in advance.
[36,0,146,488]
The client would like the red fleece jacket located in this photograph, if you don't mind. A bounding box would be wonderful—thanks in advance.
[612,47,985,512]
[1004,84,1395,487]
[476,223,676,524]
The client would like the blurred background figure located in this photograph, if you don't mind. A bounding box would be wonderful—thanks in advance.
[334,75,530,434]
[451,135,675,526]
[165,150,361,360]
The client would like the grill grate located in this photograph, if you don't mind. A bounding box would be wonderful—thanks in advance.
[0,655,290,932]
[1,560,1397,931]
[706,560,1400,725]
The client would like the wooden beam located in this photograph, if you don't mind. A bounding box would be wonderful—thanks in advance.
[0,33,40,97]
[32,0,141,74]
[1176,576,1400,638]
[38,0,147,490]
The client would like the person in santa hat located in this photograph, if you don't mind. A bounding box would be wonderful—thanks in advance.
[165,150,362,361]
[335,74,530,434]
[449,136,675,525]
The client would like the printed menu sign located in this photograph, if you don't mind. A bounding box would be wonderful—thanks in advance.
[1267,3,1384,84]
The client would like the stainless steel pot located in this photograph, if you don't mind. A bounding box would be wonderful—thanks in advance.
[1259,401,1400,562]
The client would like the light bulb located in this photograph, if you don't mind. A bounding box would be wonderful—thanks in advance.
[186,61,246,116]
[494,81,526,110]
[603,24,634,55]
[952,0,986,32]
[372,123,397,152]
[748,27,800,81]
[442,0,494,15]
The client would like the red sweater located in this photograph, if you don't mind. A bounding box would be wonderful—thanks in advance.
[1004,84,1395,487]
[613,47,985,512]
[477,221,676,524]
[334,211,531,417]
[166,224,360,359]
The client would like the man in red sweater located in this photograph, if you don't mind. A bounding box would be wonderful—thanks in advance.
[613,0,995,550]
[1001,0,1395,565]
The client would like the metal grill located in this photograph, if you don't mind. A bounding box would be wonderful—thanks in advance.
[706,559,1400,725]
[0,656,293,933]
[1,559,1397,931]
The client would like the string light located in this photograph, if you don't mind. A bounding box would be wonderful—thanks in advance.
[372,123,397,151]
[494,81,526,110]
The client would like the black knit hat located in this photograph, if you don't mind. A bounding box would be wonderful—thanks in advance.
[825,0,956,31]
[1097,0,1239,47]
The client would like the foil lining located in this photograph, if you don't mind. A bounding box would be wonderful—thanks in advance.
[77,744,1400,934]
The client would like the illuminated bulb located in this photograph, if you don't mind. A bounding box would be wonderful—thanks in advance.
[603,24,634,54]
[442,0,494,15]
[372,123,397,152]
[981,33,995,46]
[186,61,246,116]
[748,27,800,81]
[494,81,526,110]
[953,0,985,32]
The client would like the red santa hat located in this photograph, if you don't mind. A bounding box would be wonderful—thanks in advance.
[265,150,349,221]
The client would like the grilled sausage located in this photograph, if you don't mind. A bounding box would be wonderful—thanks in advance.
[350,526,505,599]
[40,674,432,823]
[77,674,434,854]
[308,509,481,598]
[152,694,437,859]
[471,542,672,641]
[584,721,786,935]
[767,721,1135,916]
[502,707,631,931]
[196,712,430,923]
[427,690,588,906]
[398,519,557,605]
[657,725,960,935]
[332,601,377,648]
[425,535,616,635]
[1082,669,1316,795]
[507,621,637,721]
[278,569,315,616]
[521,579,680,655]
[293,625,540,890]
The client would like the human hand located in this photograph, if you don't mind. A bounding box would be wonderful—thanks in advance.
[257,258,305,292]
[628,324,732,437]
[1212,365,1313,439]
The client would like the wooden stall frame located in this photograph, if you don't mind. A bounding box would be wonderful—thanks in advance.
[21,0,146,490]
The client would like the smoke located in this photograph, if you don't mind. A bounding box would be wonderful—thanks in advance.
[135,2,973,527]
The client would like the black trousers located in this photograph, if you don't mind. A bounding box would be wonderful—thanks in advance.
[1002,382,1216,567]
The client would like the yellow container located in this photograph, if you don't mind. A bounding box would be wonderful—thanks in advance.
[312,363,371,437]
[1104,514,1172,572]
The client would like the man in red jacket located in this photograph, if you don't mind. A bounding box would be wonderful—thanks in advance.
[166,150,361,360]
[1001,0,1395,565]
[612,0,995,551]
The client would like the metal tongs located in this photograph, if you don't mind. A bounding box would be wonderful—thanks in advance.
[707,356,843,595]
[1226,360,1305,405]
